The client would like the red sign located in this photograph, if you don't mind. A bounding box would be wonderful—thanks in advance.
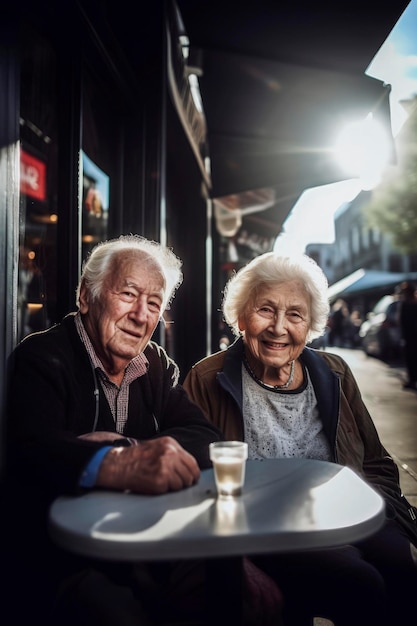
[20,149,46,201]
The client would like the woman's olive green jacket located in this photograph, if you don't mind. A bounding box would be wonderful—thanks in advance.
[184,337,417,545]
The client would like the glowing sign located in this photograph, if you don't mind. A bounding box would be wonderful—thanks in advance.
[20,149,47,201]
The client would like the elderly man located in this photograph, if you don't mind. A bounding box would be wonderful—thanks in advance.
[6,235,224,625]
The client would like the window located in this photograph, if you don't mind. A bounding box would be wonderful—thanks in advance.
[18,27,58,341]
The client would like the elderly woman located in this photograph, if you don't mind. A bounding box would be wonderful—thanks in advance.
[184,252,417,626]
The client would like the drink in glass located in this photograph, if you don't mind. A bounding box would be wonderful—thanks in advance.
[209,441,248,497]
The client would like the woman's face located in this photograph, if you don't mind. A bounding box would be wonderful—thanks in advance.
[238,280,311,367]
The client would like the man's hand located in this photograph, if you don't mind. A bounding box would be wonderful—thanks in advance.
[95,436,200,494]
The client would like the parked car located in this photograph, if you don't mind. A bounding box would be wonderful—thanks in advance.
[359,295,403,359]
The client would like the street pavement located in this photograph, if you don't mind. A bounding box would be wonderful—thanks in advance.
[314,347,417,626]
[324,346,417,507]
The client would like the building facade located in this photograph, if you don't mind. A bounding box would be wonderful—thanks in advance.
[0,1,224,474]
[307,189,417,315]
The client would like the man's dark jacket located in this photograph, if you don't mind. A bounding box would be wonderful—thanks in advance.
[3,314,222,623]
[6,313,222,502]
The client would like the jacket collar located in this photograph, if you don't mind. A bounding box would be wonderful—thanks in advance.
[300,348,340,445]
[218,337,340,446]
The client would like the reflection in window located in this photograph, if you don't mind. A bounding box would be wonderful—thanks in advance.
[81,151,110,260]
[18,28,58,341]
[80,63,115,261]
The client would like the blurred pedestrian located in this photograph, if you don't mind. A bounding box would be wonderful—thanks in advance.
[328,298,350,347]
[399,281,417,390]
[348,308,363,348]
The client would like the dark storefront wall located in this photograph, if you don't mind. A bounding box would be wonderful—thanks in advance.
[18,23,60,341]
[0,1,213,418]
[0,19,20,475]
[165,99,211,378]
[13,3,166,333]
[17,6,163,335]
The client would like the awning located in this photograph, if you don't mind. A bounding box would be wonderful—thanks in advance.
[175,1,408,238]
[328,270,417,302]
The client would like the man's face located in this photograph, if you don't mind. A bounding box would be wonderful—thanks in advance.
[79,252,165,375]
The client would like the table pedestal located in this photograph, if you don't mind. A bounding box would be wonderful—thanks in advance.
[206,557,243,626]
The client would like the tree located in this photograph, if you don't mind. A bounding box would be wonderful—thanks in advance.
[362,97,417,254]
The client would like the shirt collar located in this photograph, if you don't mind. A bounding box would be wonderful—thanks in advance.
[74,311,149,379]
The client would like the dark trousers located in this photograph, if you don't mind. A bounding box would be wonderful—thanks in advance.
[403,337,417,384]
[52,557,284,626]
[251,519,417,626]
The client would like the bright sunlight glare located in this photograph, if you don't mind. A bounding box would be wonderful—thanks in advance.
[334,113,391,191]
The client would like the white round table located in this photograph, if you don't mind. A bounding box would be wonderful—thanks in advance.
[49,458,385,561]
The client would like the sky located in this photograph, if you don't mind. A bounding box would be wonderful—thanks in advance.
[274,0,417,256]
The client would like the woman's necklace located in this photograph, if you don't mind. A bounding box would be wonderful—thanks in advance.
[243,357,295,390]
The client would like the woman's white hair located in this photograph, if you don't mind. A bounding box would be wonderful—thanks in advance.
[76,234,183,312]
[222,252,330,344]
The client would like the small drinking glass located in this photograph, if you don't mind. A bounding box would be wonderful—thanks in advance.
[209,441,248,497]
